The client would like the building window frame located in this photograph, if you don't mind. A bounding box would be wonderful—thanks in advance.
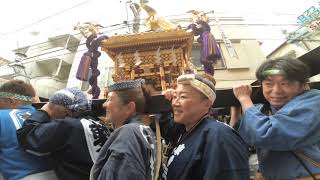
[190,42,227,71]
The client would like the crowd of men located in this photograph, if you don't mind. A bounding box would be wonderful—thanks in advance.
[1,57,320,180]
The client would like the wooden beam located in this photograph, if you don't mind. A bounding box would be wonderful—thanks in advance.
[32,81,320,116]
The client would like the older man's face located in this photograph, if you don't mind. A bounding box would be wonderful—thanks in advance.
[262,74,305,109]
[171,84,211,130]
[103,92,128,128]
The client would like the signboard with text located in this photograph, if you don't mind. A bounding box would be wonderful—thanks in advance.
[297,2,320,31]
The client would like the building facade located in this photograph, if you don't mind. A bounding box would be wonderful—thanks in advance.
[0,13,267,98]
[267,4,320,81]
[0,34,81,98]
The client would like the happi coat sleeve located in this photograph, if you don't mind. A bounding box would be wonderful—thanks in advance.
[17,110,74,153]
[238,89,320,150]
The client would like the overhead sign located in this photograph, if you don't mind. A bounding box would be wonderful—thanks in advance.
[297,3,320,31]
[297,6,320,24]
[309,20,320,30]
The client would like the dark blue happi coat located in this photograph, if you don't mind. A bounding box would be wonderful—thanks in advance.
[91,116,157,180]
[17,110,112,180]
[161,116,250,180]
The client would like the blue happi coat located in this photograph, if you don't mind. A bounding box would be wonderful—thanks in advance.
[239,89,320,180]
[0,106,53,180]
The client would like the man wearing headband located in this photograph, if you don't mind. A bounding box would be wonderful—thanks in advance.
[17,87,112,180]
[0,80,57,180]
[161,73,250,180]
[233,57,320,179]
[91,79,158,180]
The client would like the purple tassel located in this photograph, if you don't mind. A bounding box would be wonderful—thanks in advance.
[89,35,108,99]
[201,32,214,75]
[77,34,108,98]
[76,52,92,81]
[202,31,221,63]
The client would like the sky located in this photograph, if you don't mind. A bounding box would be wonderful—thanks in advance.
[0,0,318,61]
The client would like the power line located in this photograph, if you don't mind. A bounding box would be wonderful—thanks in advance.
[14,25,129,63]
[16,35,320,66]
[11,35,316,63]
[10,19,301,52]
[2,15,311,60]
[9,23,127,54]
[0,9,300,41]
[0,0,92,36]
[1,8,301,37]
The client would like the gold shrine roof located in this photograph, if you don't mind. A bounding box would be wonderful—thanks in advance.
[101,29,194,54]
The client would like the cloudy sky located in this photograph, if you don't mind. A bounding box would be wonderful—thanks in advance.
[0,0,317,60]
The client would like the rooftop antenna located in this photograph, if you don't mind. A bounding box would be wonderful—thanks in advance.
[11,41,30,83]
[14,41,27,62]
[128,0,141,33]
[125,0,132,33]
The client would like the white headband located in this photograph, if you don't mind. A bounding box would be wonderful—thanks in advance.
[177,74,216,104]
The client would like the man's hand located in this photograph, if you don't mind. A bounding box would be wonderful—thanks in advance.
[41,103,68,120]
[233,85,254,111]
[31,96,41,103]
[162,88,175,101]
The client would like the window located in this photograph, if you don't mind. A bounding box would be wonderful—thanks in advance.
[190,43,226,71]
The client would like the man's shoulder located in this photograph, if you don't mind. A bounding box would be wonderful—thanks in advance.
[111,123,154,143]
[204,119,243,140]
[0,106,35,119]
[284,89,320,109]
[0,109,10,123]
[105,124,141,151]
[304,89,320,98]
[0,106,34,113]
[204,118,232,131]
[309,89,320,93]
[56,117,83,129]
[59,113,99,123]
[0,109,10,115]
[118,123,146,134]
